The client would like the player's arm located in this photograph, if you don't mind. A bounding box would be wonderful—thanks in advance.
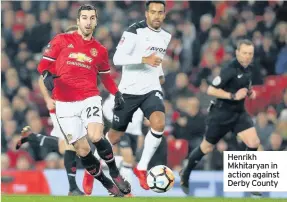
[113,31,141,66]
[207,67,237,100]
[38,76,55,110]
[113,29,162,67]
[37,35,63,91]
[99,49,125,110]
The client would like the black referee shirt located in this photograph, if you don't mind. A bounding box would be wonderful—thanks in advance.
[211,59,252,112]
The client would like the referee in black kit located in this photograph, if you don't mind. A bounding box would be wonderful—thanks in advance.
[180,39,261,194]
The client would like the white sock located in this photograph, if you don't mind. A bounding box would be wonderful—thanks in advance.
[120,162,133,184]
[137,129,163,170]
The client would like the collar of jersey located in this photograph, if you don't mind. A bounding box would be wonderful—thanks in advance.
[73,31,95,42]
[235,58,249,72]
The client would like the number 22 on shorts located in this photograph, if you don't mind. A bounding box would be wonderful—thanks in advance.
[86,106,100,118]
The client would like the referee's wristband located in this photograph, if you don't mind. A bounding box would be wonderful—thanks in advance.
[230,93,236,100]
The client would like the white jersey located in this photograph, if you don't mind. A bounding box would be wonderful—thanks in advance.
[103,94,144,136]
[113,20,171,95]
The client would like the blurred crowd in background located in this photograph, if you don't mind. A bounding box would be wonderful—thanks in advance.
[1,1,287,172]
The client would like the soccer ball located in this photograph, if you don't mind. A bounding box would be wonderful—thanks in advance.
[147,165,175,193]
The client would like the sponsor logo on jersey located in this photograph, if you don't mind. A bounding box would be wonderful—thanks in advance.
[149,47,166,53]
[68,53,92,63]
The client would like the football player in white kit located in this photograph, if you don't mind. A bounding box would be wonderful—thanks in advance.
[107,0,172,190]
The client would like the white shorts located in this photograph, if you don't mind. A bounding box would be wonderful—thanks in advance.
[55,96,103,144]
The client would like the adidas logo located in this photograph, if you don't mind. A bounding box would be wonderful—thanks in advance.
[68,44,74,48]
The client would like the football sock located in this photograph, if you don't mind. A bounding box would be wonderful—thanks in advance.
[80,151,107,182]
[137,129,163,170]
[64,150,78,191]
[183,146,205,179]
[121,162,133,184]
[93,138,119,178]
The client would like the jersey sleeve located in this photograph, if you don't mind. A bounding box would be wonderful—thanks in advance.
[211,66,236,89]
[42,35,63,62]
[98,48,110,74]
[113,31,142,66]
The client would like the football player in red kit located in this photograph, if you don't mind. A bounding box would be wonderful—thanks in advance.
[35,4,130,197]
[17,25,87,196]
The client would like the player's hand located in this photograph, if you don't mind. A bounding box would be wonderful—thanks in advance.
[247,89,256,99]
[114,91,125,110]
[42,70,55,91]
[235,88,248,100]
[142,52,162,67]
[45,97,55,110]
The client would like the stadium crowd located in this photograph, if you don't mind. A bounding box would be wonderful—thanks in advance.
[1,1,287,172]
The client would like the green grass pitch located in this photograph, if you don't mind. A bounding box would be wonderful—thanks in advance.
[2,196,286,202]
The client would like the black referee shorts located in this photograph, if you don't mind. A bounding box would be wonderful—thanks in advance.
[205,107,254,145]
[112,90,165,132]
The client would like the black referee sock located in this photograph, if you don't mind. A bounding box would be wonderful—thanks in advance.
[64,150,78,191]
[183,146,205,179]
[246,147,258,151]
[80,151,107,183]
[93,138,119,178]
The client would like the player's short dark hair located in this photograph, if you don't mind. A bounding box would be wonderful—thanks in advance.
[145,0,166,11]
[237,39,254,50]
[77,4,98,19]
[64,25,78,33]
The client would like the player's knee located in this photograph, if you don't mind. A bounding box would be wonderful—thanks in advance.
[73,140,90,157]
[150,117,165,132]
[76,146,90,157]
[200,141,214,154]
[87,123,104,143]
[89,133,102,143]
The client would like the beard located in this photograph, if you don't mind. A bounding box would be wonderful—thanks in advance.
[80,27,94,37]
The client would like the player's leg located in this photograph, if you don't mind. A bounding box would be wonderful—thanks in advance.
[49,112,84,195]
[119,133,135,184]
[235,112,262,196]
[107,94,140,145]
[236,112,260,151]
[16,127,59,151]
[56,100,123,197]
[82,96,131,195]
[73,137,123,197]
[180,109,234,194]
[63,142,84,195]
[134,91,165,190]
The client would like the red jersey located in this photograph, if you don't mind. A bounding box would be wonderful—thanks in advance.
[38,32,111,102]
